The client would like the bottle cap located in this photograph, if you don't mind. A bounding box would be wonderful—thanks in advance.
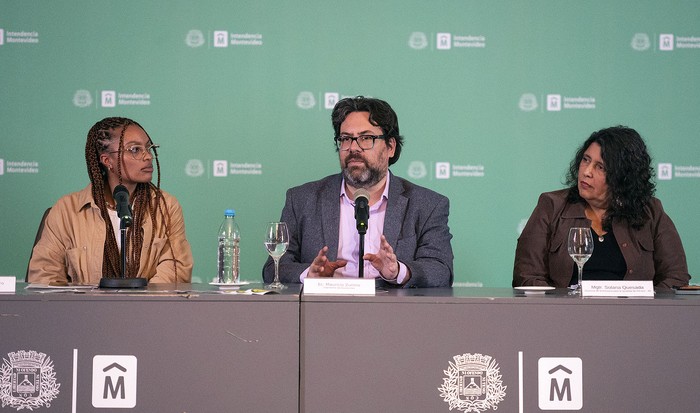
[224,209,236,217]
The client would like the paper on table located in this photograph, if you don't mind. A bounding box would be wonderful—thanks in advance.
[26,283,97,289]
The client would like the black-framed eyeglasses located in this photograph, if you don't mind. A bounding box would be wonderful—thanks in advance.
[108,144,159,160]
[335,135,384,151]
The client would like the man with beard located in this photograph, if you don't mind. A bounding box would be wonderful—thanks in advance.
[262,96,453,287]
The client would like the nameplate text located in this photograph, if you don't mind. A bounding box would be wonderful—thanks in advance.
[0,276,16,293]
[581,280,654,297]
[303,277,376,295]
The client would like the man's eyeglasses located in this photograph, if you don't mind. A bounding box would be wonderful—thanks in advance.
[108,144,159,160]
[335,135,384,151]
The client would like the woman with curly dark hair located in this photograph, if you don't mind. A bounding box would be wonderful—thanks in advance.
[513,126,690,289]
[28,117,193,285]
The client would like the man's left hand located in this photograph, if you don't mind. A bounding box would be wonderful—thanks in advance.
[364,235,399,280]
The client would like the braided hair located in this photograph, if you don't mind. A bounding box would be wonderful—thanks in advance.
[85,117,176,279]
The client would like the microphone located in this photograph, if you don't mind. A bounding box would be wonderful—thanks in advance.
[99,184,147,288]
[353,188,370,235]
[113,185,133,227]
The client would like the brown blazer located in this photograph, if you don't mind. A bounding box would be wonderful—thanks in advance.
[28,184,193,284]
[513,189,690,289]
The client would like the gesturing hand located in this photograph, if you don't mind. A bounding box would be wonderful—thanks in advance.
[364,235,399,280]
[308,246,348,278]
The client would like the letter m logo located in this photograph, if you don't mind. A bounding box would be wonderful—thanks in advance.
[103,373,126,399]
[92,355,138,408]
[538,357,583,410]
[549,366,572,401]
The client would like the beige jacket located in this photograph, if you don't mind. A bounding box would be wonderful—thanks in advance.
[28,184,193,284]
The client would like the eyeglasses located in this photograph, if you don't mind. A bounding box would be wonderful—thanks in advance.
[335,135,384,151]
[108,144,159,160]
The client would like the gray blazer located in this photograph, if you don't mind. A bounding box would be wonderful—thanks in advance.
[262,172,454,288]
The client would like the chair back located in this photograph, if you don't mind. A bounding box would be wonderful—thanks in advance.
[25,207,52,282]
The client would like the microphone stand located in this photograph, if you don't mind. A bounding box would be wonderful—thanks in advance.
[354,192,369,279]
[99,213,147,289]
[120,219,128,279]
[358,231,365,278]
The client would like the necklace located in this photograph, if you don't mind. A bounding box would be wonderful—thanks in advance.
[598,234,604,242]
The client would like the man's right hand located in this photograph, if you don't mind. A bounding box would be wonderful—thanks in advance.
[308,246,347,277]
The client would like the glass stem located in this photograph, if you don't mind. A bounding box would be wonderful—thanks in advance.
[578,264,583,288]
[273,258,280,283]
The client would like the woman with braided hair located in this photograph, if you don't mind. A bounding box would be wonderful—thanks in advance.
[28,117,193,284]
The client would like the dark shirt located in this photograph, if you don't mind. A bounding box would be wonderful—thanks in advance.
[569,229,627,286]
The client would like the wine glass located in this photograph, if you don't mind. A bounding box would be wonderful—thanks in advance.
[265,222,289,289]
[568,227,594,295]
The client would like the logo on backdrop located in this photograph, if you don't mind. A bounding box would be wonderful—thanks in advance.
[436,162,450,179]
[73,90,151,108]
[73,90,93,108]
[408,32,428,50]
[658,33,700,51]
[547,94,562,111]
[185,159,205,177]
[92,355,137,408]
[0,158,39,175]
[0,28,39,45]
[631,33,651,51]
[538,357,583,410]
[296,92,316,109]
[438,353,507,412]
[0,350,60,410]
[213,160,263,177]
[658,163,673,180]
[660,34,674,51]
[185,30,205,47]
[295,91,356,110]
[657,162,700,180]
[518,93,596,112]
[407,161,428,179]
[437,33,452,50]
[324,93,339,109]
[102,90,151,107]
[437,32,486,50]
[518,93,539,112]
[407,31,486,50]
[435,162,485,179]
[211,29,263,47]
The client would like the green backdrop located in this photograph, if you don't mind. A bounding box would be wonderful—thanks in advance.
[2,0,698,286]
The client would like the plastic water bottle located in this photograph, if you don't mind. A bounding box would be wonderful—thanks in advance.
[217,209,240,283]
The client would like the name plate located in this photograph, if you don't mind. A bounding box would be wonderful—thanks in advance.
[303,277,376,296]
[0,276,17,293]
[581,280,654,298]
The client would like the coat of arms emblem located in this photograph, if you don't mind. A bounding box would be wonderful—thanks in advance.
[439,353,506,412]
[0,350,60,410]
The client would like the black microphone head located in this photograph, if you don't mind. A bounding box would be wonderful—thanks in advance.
[353,188,370,234]
[353,188,370,205]
[112,185,133,225]
[113,185,129,203]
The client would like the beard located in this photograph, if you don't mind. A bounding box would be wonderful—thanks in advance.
[342,155,386,188]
